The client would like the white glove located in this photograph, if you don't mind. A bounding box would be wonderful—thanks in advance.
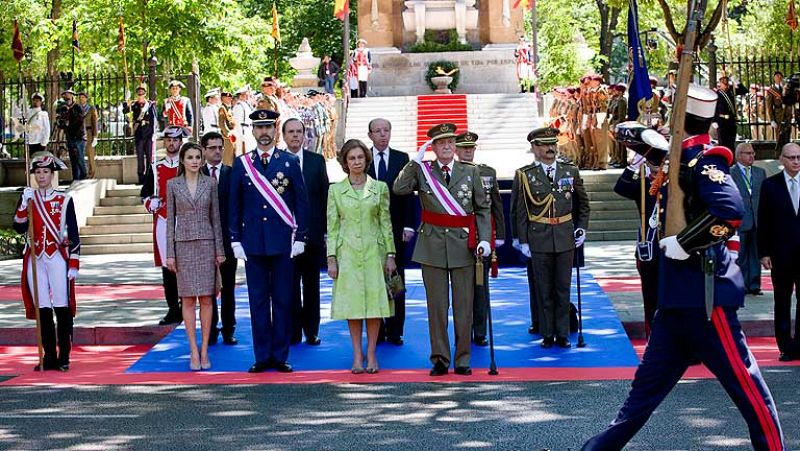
[291,241,306,258]
[413,139,432,164]
[711,122,719,129]
[495,239,505,247]
[627,154,646,172]
[91,137,98,148]
[231,242,247,261]
[660,235,690,260]
[19,187,34,210]
[476,241,491,257]
[146,197,162,214]
[67,268,79,280]
[512,238,521,251]
[574,228,586,247]
[519,243,532,258]
[771,121,778,128]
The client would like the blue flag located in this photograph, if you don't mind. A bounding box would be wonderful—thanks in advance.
[627,0,652,121]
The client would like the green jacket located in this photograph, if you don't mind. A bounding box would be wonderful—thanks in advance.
[393,160,491,268]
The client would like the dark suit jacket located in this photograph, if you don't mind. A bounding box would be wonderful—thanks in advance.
[758,172,800,264]
[730,164,766,232]
[370,147,416,238]
[202,163,233,255]
[300,150,330,246]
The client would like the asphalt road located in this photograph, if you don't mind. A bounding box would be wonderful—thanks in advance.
[0,367,797,451]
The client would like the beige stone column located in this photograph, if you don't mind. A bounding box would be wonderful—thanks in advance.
[357,0,396,47]
[479,0,524,45]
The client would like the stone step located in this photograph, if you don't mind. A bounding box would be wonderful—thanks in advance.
[588,191,629,201]
[590,219,641,232]
[86,214,151,226]
[106,188,141,197]
[81,243,152,255]
[589,200,632,211]
[590,209,639,220]
[93,205,146,215]
[587,230,638,241]
[80,223,152,235]
[100,196,142,207]
[81,233,153,245]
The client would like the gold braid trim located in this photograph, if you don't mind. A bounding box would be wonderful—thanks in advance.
[517,169,555,222]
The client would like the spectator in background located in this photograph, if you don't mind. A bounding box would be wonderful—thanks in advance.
[57,89,87,180]
[730,142,766,296]
[318,55,340,95]
[758,143,800,361]
[124,84,157,185]
[77,92,98,178]
[327,139,396,374]
[26,92,51,155]
[165,142,225,371]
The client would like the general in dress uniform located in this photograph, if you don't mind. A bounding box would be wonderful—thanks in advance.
[583,85,785,451]
[140,125,188,325]
[163,80,193,132]
[513,127,590,348]
[13,154,79,371]
[393,123,491,376]
[123,84,156,185]
[453,131,506,346]
[229,109,309,373]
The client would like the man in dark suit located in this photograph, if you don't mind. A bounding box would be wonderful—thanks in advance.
[730,142,766,296]
[713,75,747,153]
[229,109,309,373]
[367,118,416,345]
[758,143,800,361]
[201,131,238,345]
[283,118,329,346]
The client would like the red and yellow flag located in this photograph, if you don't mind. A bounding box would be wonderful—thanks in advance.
[513,0,533,9]
[788,0,799,31]
[117,16,126,53]
[11,20,24,63]
[334,0,349,21]
[271,2,280,43]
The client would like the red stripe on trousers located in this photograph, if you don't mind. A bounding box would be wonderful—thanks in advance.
[712,307,782,451]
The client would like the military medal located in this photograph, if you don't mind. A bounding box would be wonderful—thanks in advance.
[701,165,726,184]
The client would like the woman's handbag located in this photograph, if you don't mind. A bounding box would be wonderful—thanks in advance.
[385,270,405,301]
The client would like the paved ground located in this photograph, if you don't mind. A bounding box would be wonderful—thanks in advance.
[0,368,797,450]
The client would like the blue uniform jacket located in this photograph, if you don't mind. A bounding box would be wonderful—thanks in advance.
[614,167,668,249]
[228,149,309,256]
[658,137,745,310]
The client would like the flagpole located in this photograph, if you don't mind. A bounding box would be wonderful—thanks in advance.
[273,2,280,78]
[529,0,542,114]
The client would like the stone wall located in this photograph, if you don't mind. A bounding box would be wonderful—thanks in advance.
[368,48,519,97]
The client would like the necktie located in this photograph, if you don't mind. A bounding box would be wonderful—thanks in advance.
[377,151,387,181]
[744,166,751,193]
[442,165,451,185]
[791,178,799,214]
[546,166,554,182]
[211,166,217,181]
[261,152,270,166]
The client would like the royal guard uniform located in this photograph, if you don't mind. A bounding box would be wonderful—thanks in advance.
[163,80,193,132]
[454,131,506,347]
[140,126,189,325]
[583,85,785,451]
[13,154,79,371]
[514,37,534,93]
[123,84,157,185]
[201,88,221,136]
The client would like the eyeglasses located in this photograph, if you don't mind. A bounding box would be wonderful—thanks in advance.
[204,146,224,150]
[782,155,800,161]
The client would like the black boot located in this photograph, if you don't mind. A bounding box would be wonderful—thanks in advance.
[55,307,73,371]
[35,308,59,371]
[160,268,182,325]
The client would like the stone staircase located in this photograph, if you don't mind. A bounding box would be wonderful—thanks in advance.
[582,170,638,242]
[344,96,417,152]
[80,185,152,255]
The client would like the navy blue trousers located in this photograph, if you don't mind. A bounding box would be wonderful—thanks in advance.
[583,307,785,451]
[245,253,294,365]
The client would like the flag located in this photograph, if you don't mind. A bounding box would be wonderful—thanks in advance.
[626,0,653,121]
[11,20,24,63]
[334,0,349,20]
[72,20,80,52]
[117,16,126,53]
[788,0,798,31]
[513,0,532,9]
[271,2,280,43]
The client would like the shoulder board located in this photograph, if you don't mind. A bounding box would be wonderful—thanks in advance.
[518,163,537,172]
[559,160,578,168]
[460,161,476,166]
[703,146,734,166]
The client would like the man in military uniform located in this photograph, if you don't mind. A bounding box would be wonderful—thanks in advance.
[394,123,491,376]
[454,131,506,346]
[201,88,221,136]
[232,85,255,153]
[57,89,87,181]
[140,125,188,325]
[123,85,157,185]
[607,84,628,168]
[77,92,98,178]
[766,71,789,150]
[163,80,193,133]
[256,77,280,112]
[583,85,785,451]
[714,75,748,153]
[218,91,238,166]
[513,127,590,349]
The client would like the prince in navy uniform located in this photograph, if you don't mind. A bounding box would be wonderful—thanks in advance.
[583,85,785,451]
[229,109,309,373]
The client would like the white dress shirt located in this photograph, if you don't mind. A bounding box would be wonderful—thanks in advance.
[206,163,221,181]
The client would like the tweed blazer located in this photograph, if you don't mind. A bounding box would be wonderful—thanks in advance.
[166,174,224,259]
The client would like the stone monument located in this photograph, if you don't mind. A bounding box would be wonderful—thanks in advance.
[289,38,321,89]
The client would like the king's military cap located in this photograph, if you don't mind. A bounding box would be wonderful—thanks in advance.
[427,123,457,141]
[455,131,479,147]
[249,109,280,125]
[527,127,559,145]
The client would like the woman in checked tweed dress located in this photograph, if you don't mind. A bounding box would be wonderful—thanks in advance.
[166,142,225,371]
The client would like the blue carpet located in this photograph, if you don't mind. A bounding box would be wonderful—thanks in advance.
[126,268,639,373]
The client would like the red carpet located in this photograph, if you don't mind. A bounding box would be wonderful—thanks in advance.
[0,337,795,386]
[0,284,164,302]
[416,94,468,148]
[596,276,775,293]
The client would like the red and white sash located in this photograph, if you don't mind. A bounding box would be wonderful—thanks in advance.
[240,153,298,230]
[420,162,467,216]
[33,191,64,244]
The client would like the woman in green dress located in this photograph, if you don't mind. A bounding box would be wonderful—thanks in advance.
[327,139,396,374]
